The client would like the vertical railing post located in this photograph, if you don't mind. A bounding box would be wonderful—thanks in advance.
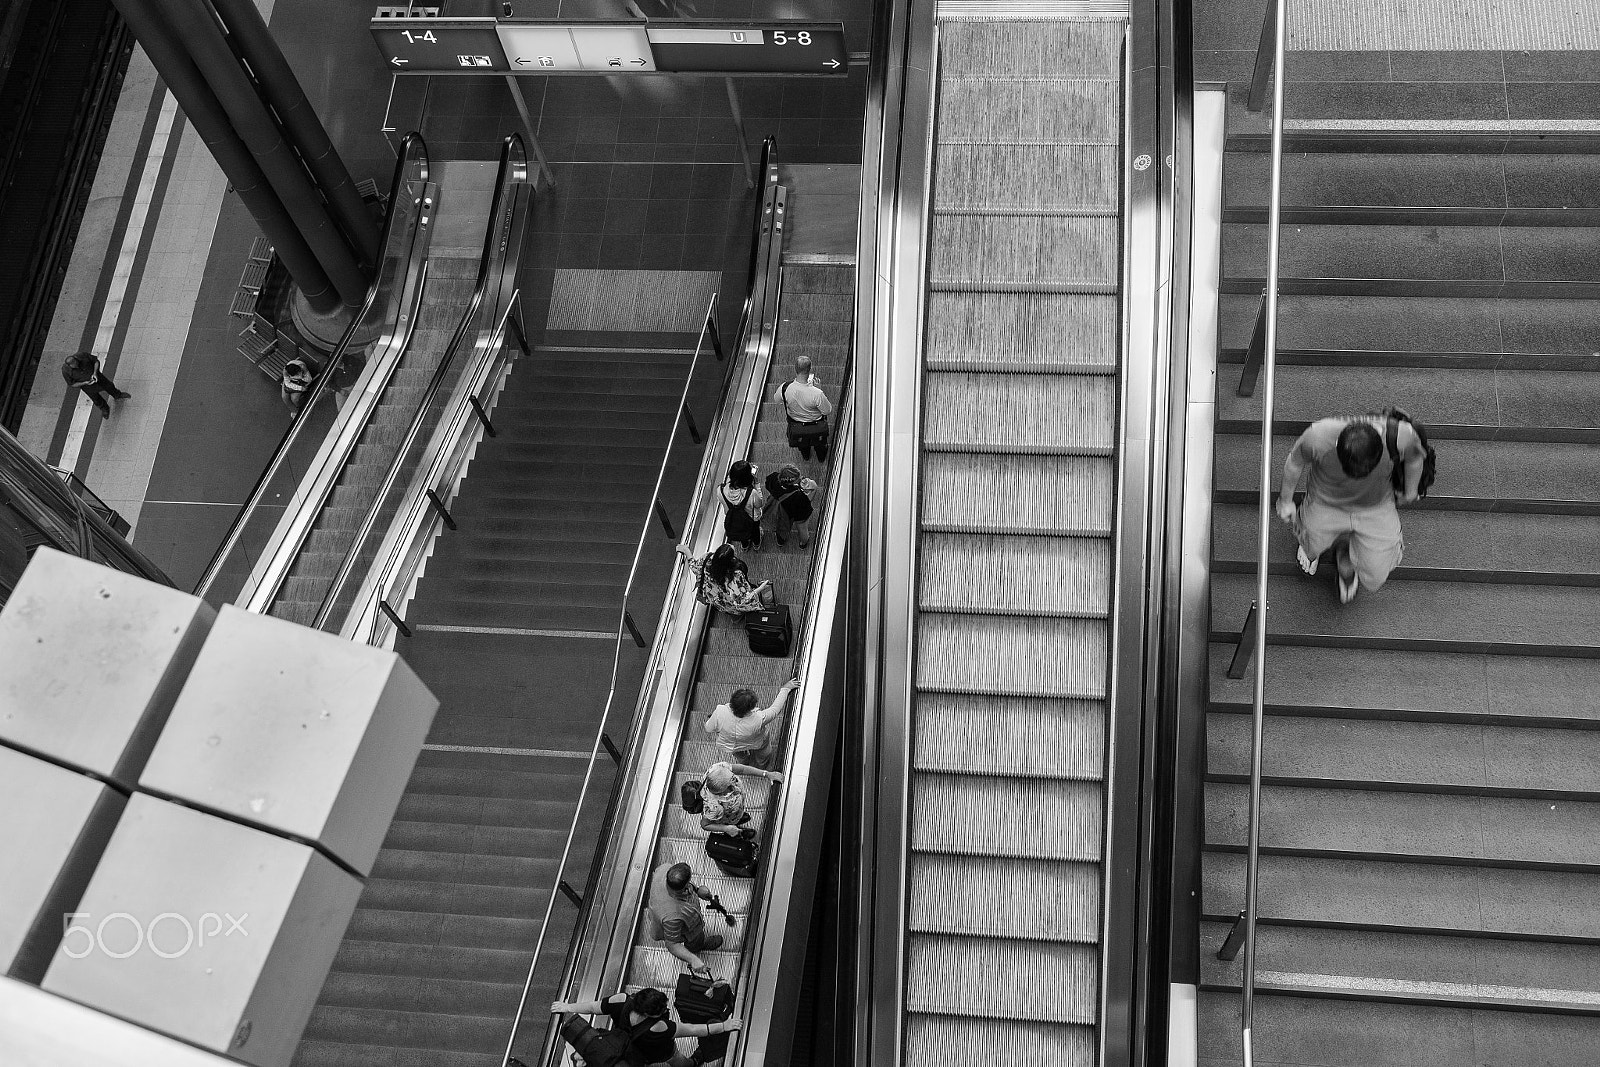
[1237,289,1269,397]
[1247,1,1279,113]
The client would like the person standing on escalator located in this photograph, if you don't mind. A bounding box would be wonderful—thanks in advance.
[776,354,833,462]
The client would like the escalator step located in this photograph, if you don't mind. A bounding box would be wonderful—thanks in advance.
[934,144,1120,213]
[921,453,1114,536]
[906,1016,1094,1067]
[925,291,1118,374]
[917,613,1107,698]
[911,773,1101,861]
[913,694,1105,780]
[923,372,1116,455]
[905,933,1098,1023]
[918,533,1112,617]
[907,852,1100,942]
[928,215,1118,289]
[937,77,1121,146]
[939,18,1122,78]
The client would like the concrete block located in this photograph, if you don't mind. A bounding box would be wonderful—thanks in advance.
[42,794,362,1067]
[0,747,125,983]
[139,605,437,876]
[0,547,214,788]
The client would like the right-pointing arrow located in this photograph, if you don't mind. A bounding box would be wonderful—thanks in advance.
[824,59,840,68]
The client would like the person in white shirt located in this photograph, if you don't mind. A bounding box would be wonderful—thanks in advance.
[703,678,799,768]
[775,355,833,462]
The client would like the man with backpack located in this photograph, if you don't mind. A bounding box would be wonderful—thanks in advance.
[1275,409,1433,604]
[550,986,742,1067]
[763,463,819,547]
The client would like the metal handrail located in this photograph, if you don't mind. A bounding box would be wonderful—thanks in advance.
[193,132,430,600]
[308,134,529,630]
[518,157,787,1067]
[498,293,719,1066]
[1241,0,1289,1063]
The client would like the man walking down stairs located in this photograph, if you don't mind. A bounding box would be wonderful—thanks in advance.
[1195,40,1600,1067]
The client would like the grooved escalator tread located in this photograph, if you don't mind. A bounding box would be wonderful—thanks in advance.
[925,292,1119,374]
[917,613,1108,698]
[938,18,1123,79]
[928,215,1119,289]
[919,533,1112,617]
[905,933,1099,1023]
[906,1016,1095,1067]
[912,694,1105,780]
[907,852,1101,942]
[933,144,1120,212]
[911,773,1102,862]
[922,372,1117,455]
[921,453,1114,535]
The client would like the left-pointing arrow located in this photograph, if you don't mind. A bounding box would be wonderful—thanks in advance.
[391,56,409,65]
[516,56,531,64]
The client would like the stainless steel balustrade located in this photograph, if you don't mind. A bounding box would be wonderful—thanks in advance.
[312,134,534,637]
[194,133,435,605]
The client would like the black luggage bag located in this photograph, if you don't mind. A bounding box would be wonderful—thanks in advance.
[744,604,791,656]
[705,831,759,876]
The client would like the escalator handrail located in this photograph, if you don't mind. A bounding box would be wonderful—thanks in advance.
[309,134,530,631]
[498,291,719,1066]
[523,157,787,1067]
[193,133,431,600]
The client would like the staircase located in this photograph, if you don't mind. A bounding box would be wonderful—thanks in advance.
[293,318,725,1065]
[1196,84,1600,1066]
[895,15,1125,1065]
[622,259,852,1046]
[269,260,478,627]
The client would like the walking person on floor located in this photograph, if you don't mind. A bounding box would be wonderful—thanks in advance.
[776,354,833,462]
[1275,411,1427,604]
[61,351,130,418]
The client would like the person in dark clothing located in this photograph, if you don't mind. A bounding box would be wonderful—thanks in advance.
[550,986,741,1067]
[61,352,130,417]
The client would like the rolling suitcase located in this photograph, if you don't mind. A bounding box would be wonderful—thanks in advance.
[744,604,791,656]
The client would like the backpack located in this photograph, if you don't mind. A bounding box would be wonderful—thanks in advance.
[558,1014,653,1067]
[1382,407,1437,499]
[705,831,760,876]
[680,778,704,814]
[767,469,814,522]
[722,486,761,547]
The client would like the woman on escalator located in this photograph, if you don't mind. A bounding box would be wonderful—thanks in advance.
[676,542,777,617]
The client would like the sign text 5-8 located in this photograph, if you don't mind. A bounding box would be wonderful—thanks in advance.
[770,31,813,44]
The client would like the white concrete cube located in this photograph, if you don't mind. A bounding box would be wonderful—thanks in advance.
[42,794,362,1067]
[139,604,437,876]
[0,547,214,788]
[0,747,125,982]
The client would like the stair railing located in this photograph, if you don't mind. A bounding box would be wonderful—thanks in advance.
[497,292,725,1067]
[1238,0,1290,1064]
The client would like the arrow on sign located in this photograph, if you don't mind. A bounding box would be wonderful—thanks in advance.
[516,57,531,65]
[631,57,648,66]
[391,56,409,66]
[824,59,840,68]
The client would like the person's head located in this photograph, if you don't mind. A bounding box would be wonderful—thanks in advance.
[665,862,693,892]
[729,688,760,717]
[1336,421,1383,478]
[795,354,813,379]
[285,358,309,377]
[706,543,740,583]
[704,762,738,794]
[68,351,94,371]
[626,987,669,1020]
[776,463,803,490]
[726,460,755,490]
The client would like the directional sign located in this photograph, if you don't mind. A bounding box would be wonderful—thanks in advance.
[370,17,509,72]
[647,24,847,74]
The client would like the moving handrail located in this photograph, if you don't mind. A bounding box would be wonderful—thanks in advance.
[498,293,720,1065]
[308,134,531,634]
[194,133,432,603]
[515,151,787,1067]
[1241,1,1290,1064]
